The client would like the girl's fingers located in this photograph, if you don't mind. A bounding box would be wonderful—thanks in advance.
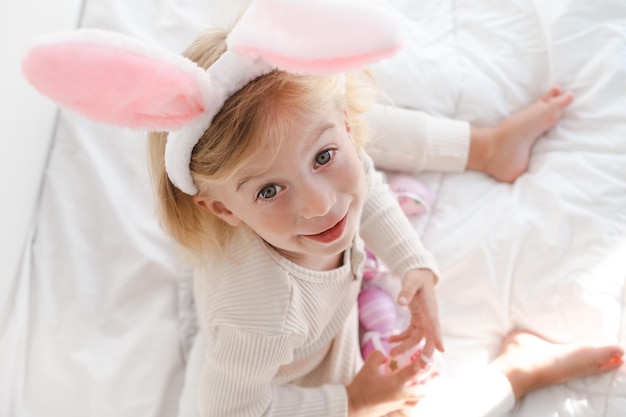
[398,271,427,306]
[395,356,422,383]
[402,280,443,350]
[364,349,388,369]
[418,339,435,368]
[389,328,411,343]
[418,285,444,352]
[390,331,423,357]
[402,383,426,403]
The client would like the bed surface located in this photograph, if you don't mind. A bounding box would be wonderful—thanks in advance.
[5,0,626,416]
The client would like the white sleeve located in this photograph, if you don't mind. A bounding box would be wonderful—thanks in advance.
[365,102,471,173]
[411,367,516,417]
[198,326,347,417]
[359,150,440,280]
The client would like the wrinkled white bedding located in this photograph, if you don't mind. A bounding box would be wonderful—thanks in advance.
[377,2,626,416]
[4,0,625,416]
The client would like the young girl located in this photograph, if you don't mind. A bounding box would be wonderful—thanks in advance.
[157,26,623,415]
[148,32,444,417]
[21,1,622,416]
[149,29,622,417]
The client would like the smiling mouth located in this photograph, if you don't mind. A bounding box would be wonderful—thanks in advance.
[304,214,348,243]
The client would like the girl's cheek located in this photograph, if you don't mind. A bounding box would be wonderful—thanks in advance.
[353,172,367,206]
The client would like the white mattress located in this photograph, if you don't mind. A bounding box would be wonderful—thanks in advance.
[5,0,626,416]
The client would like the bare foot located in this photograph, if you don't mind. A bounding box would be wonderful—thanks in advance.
[490,330,624,400]
[467,86,574,183]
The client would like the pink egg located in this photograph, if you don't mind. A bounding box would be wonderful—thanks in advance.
[361,339,376,359]
[363,248,379,281]
[388,175,433,217]
[361,336,390,359]
[358,286,397,332]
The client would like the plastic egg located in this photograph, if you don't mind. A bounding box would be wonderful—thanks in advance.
[363,248,379,281]
[388,175,433,217]
[361,335,390,359]
[358,286,397,332]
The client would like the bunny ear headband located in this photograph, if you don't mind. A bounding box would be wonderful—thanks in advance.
[22,0,403,195]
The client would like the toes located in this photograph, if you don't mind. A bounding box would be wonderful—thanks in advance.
[573,345,624,376]
[602,355,624,369]
[552,90,574,109]
[541,85,561,101]
[541,85,574,110]
[598,346,624,368]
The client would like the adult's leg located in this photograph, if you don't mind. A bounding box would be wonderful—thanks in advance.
[409,330,623,417]
[366,87,574,183]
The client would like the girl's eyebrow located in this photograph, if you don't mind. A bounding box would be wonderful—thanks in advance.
[311,123,335,144]
[235,122,336,191]
[233,168,269,193]
[236,176,253,191]
[236,165,271,192]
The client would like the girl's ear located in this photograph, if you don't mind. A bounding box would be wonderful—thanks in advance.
[193,195,242,227]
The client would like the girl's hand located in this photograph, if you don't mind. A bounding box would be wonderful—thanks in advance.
[390,269,444,363]
[346,350,423,417]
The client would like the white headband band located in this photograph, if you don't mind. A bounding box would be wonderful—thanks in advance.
[22,0,403,195]
[165,52,273,194]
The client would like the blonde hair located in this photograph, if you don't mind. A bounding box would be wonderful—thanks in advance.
[148,28,377,262]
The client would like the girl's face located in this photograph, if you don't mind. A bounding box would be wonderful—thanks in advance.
[195,106,366,270]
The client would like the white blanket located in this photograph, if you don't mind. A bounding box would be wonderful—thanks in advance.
[372,1,626,416]
[4,0,625,416]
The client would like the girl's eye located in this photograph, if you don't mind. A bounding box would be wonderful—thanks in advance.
[258,184,281,200]
[315,149,335,166]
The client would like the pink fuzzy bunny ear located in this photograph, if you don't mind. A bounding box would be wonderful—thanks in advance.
[228,0,403,74]
[22,29,211,131]
[22,0,404,195]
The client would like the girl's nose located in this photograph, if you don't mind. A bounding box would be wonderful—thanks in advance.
[298,179,336,219]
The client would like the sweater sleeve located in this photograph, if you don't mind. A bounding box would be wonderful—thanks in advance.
[199,326,348,417]
[359,150,440,281]
[365,102,470,173]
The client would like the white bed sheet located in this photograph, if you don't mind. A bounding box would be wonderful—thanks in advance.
[5,0,626,416]
[372,1,626,415]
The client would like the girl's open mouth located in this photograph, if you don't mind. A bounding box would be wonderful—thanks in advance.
[305,214,348,243]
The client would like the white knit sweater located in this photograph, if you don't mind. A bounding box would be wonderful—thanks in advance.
[366,103,471,174]
[191,152,439,417]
